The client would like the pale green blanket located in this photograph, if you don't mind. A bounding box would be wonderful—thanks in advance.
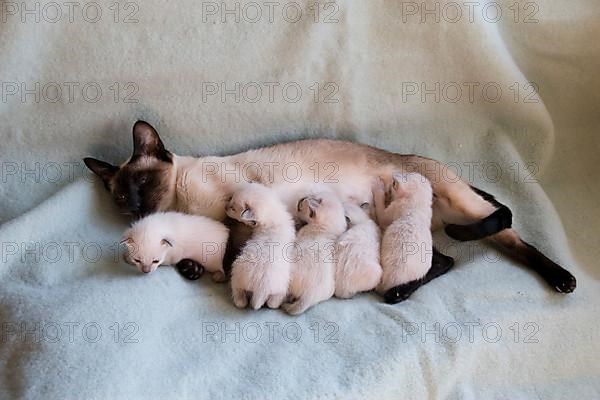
[1,0,599,398]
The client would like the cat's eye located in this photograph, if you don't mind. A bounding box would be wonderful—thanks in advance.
[360,202,369,209]
[392,180,398,190]
[117,193,127,201]
[345,216,351,224]
[152,259,159,264]
[134,258,141,263]
[139,176,147,184]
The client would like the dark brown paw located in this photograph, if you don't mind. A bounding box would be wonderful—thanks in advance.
[548,269,576,293]
[176,259,204,280]
[383,282,420,304]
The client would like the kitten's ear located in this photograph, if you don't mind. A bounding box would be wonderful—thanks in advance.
[83,158,119,187]
[240,208,256,226]
[132,121,171,162]
[120,236,134,247]
[307,197,322,213]
[161,238,173,247]
[392,174,411,195]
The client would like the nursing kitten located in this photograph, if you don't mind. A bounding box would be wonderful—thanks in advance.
[282,192,347,315]
[334,202,382,299]
[226,183,295,310]
[373,172,433,296]
[121,212,229,281]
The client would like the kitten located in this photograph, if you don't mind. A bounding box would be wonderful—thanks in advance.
[334,202,383,299]
[226,183,295,310]
[121,212,229,282]
[282,192,347,315]
[373,172,433,295]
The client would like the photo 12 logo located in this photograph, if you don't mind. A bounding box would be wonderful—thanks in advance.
[201,320,339,344]
[1,321,140,344]
[400,2,540,24]
[0,81,139,104]
[396,321,540,344]
[201,81,339,104]
[200,1,339,24]
[401,81,540,104]
[0,2,140,24]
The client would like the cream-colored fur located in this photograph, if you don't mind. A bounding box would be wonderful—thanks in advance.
[226,183,295,310]
[335,202,383,299]
[282,192,347,315]
[373,172,433,293]
[121,212,229,281]
[162,140,485,230]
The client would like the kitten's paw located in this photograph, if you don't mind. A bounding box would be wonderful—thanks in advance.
[211,270,227,283]
[232,289,249,308]
[547,268,577,293]
[175,259,204,280]
[281,300,307,315]
[266,294,286,309]
[371,177,386,195]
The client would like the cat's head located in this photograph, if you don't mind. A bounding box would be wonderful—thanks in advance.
[84,121,176,218]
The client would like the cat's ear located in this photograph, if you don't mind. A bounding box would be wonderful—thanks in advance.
[161,238,173,247]
[240,208,256,226]
[83,158,119,187]
[132,121,171,162]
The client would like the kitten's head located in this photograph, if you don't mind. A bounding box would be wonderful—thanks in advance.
[343,201,372,227]
[297,191,347,234]
[121,226,173,274]
[389,172,432,204]
[225,183,280,227]
[84,121,176,219]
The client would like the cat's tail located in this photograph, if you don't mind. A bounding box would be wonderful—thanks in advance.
[444,186,513,241]
[441,185,576,293]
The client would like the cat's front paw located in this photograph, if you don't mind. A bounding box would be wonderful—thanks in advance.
[176,259,204,280]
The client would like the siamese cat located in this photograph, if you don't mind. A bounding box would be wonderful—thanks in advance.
[84,121,577,299]
[283,192,347,315]
[226,183,294,310]
[373,173,433,299]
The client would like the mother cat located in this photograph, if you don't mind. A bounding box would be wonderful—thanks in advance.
[84,121,576,300]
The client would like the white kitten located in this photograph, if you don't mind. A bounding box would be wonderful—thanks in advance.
[226,183,295,310]
[334,202,382,299]
[121,212,229,281]
[282,192,347,315]
[373,172,433,293]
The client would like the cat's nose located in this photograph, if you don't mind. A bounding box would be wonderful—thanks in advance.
[141,265,152,273]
